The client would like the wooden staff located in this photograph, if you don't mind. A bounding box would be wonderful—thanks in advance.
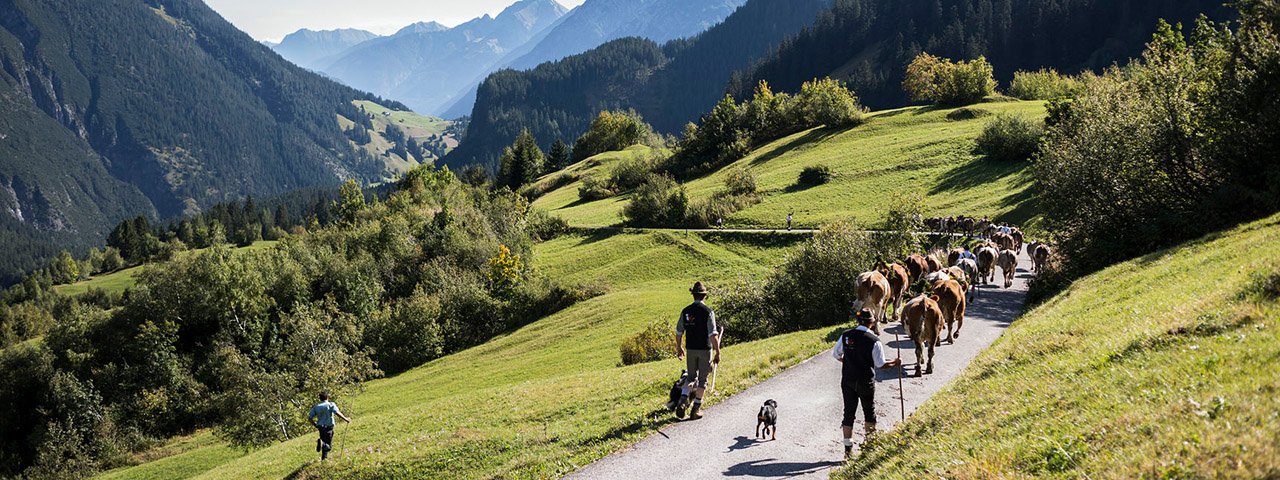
[894,329,906,421]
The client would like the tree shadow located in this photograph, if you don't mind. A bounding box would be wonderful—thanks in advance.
[724,459,844,477]
[748,127,842,167]
[871,104,939,119]
[571,227,623,247]
[929,157,1029,196]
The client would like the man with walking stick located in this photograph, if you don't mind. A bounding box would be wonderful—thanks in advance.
[308,391,351,461]
[675,281,721,420]
[832,309,901,458]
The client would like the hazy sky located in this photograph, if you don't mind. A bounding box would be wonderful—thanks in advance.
[205,0,586,42]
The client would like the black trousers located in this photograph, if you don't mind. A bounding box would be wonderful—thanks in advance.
[841,381,875,427]
[318,425,334,459]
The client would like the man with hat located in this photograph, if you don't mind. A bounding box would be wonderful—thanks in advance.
[674,281,720,419]
[832,309,901,457]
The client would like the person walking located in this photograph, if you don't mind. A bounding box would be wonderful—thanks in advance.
[308,391,352,461]
[832,309,901,458]
[786,212,794,231]
[675,281,721,420]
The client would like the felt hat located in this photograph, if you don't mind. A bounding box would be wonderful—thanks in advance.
[689,281,708,295]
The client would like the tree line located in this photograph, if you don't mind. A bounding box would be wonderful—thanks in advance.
[0,164,592,478]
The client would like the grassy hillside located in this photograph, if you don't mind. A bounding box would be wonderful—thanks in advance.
[52,241,279,297]
[841,213,1280,478]
[532,101,1046,229]
[98,230,842,479]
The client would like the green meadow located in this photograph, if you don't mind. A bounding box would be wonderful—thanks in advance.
[532,100,1046,230]
[53,241,278,297]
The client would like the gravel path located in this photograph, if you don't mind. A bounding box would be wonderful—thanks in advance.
[566,250,1032,479]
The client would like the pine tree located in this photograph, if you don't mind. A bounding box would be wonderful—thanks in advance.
[547,138,570,171]
[498,129,545,190]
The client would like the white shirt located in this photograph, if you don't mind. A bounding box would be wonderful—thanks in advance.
[830,325,886,368]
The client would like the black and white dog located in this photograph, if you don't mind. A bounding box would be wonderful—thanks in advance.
[666,370,689,412]
[756,399,778,440]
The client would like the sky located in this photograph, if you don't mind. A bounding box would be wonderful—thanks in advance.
[205,0,586,42]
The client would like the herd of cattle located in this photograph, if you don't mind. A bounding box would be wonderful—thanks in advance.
[852,223,1054,376]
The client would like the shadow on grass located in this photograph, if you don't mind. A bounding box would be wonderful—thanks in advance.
[928,157,1029,196]
[570,228,624,247]
[724,459,844,477]
[698,230,811,249]
[871,104,940,119]
[748,127,843,167]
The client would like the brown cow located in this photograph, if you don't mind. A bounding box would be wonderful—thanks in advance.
[956,258,979,300]
[902,294,944,376]
[1033,244,1052,274]
[998,249,1018,288]
[1010,228,1025,253]
[976,246,998,285]
[932,279,967,343]
[879,263,910,321]
[947,248,964,267]
[992,232,1016,251]
[854,271,891,333]
[925,251,944,273]
[904,254,929,284]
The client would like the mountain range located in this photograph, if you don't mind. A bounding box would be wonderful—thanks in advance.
[0,0,405,284]
[271,0,749,117]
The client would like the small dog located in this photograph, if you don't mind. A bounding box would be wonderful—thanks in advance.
[666,370,689,412]
[756,399,778,440]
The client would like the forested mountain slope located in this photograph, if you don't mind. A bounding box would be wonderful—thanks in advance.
[447,0,1233,172]
[742,0,1234,109]
[445,0,830,171]
[0,0,400,285]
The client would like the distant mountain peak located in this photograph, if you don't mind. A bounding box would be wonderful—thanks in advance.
[394,21,449,36]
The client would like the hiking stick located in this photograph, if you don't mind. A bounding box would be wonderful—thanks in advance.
[708,325,725,392]
[894,329,905,422]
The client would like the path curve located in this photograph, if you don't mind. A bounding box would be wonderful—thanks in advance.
[566,250,1032,479]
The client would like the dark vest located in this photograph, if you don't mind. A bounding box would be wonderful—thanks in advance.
[681,302,713,350]
[840,328,880,384]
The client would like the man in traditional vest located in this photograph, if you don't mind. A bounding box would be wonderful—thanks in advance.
[674,281,720,420]
[832,309,901,457]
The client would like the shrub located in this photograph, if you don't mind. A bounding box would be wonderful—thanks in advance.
[794,78,866,127]
[609,154,656,192]
[946,107,992,121]
[528,210,571,241]
[976,114,1044,162]
[797,164,834,186]
[903,52,996,106]
[622,174,689,227]
[519,172,576,200]
[723,166,757,196]
[619,320,674,366]
[365,290,444,375]
[1009,68,1084,100]
[689,192,758,228]
[578,174,615,201]
[572,110,655,163]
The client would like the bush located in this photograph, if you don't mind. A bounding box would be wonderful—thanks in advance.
[946,107,992,121]
[619,320,674,366]
[622,174,689,227]
[1009,68,1084,100]
[572,110,655,163]
[903,52,996,106]
[689,192,758,228]
[797,164,834,186]
[528,210,571,241]
[365,290,444,375]
[723,166,757,196]
[609,154,656,192]
[519,172,576,200]
[976,114,1044,162]
[794,78,866,127]
[578,174,615,201]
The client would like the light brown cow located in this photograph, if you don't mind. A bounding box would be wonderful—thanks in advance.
[932,279,967,343]
[947,248,964,267]
[944,266,969,289]
[904,254,929,284]
[993,232,1016,251]
[925,251,944,274]
[854,270,891,333]
[879,263,910,322]
[998,249,1018,288]
[956,258,979,300]
[902,294,944,376]
[1010,228,1025,253]
[1033,244,1052,274]
[976,246,998,285]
